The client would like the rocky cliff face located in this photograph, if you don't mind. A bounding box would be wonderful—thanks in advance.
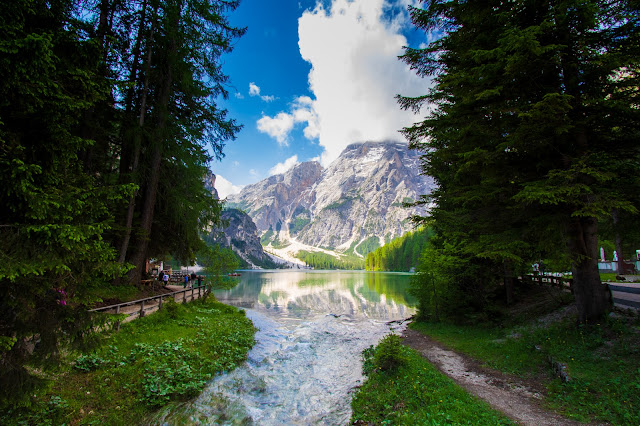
[228,141,435,255]
[203,172,219,200]
[208,208,275,268]
[203,173,276,268]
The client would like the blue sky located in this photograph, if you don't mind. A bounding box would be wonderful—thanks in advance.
[210,0,430,198]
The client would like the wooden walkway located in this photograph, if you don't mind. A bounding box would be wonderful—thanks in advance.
[89,284,207,329]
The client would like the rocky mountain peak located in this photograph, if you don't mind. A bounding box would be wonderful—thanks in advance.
[228,141,435,258]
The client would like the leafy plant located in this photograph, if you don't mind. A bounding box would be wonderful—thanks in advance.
[372,334,409,372]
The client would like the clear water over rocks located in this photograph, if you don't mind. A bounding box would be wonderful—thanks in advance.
[154,270,416,425]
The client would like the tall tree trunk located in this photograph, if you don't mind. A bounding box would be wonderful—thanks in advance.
[128,1,180,284]
[118,0,149,180]
[566,216,611,323]
[118,2,155,265]
[503,261,514,306]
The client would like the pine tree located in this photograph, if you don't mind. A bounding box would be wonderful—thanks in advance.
[0,0,131,400]
[400,0,640,322]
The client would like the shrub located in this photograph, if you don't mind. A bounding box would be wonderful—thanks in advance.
[163,299,180,319]
[370,334,408,373]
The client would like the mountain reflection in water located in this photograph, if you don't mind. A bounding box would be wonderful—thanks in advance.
[153,270,416,426]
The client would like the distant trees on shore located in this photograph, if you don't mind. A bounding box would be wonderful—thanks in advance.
[365,227,433,272]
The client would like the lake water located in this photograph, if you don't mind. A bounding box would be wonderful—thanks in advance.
[155,270,416,425]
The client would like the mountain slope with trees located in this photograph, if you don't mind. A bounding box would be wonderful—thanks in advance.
[365,227,433,272]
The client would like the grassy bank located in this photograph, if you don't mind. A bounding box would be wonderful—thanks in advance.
[2,297,256,425]
[350,335,514,425]
[410,309,640,424]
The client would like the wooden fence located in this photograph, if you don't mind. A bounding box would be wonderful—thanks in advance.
[521,274,640,310]
[89,285,207,330]
[520,274,573,292]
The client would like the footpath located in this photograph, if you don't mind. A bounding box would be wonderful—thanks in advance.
[401,328,590,426]
[91,284,206,324]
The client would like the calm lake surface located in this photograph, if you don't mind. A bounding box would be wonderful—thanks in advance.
[157,270,416,425]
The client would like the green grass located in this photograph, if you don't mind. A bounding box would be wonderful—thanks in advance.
[2,297,256,425]
[351,335,514,425]
[600,272,621,282]
[410,311,640,425]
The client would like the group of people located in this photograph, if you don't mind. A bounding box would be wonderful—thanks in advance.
[182,272,202,288]
[157,270,170,287]
[156,270,203,288]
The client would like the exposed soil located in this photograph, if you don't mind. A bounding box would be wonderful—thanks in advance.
[402,328,592,426]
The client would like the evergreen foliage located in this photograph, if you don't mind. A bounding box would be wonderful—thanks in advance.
[296,250,365,270]
[400,0,640,322]
[365,227,433,272]
[0,0,243,402]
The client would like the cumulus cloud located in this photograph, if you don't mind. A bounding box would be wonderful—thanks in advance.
[214,175,243,199]
[295,0,427,165]
[257,96,319,145]
[257,112,295,145]
[249,82,276,102]
[249,82,261,96]
[269,155,300,175]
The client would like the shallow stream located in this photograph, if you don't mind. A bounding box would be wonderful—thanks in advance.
[153,270,416,425]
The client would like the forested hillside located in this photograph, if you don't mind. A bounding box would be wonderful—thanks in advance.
[296,250,365,270]
[365,227,433,272]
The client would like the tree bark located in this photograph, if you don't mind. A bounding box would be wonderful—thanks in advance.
[503,261,514,306]
[118,2,155,265]
[118,0,149,180]
[128,1,180,285]
[566,216,611,323]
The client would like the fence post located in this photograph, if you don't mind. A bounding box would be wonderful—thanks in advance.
[159,295,163,310]
[140,300,145,317]
[191,285,194,301]
[116,305,121,331]
[183,289,187,303]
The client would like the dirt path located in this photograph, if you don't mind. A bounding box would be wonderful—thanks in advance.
[402,328,587,426]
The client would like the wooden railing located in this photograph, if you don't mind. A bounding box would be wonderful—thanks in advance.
[520,274,573,291]
[89,285,207,330]
[521,274,640,310]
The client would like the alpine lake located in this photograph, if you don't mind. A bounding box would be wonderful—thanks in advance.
[152,270,416,425]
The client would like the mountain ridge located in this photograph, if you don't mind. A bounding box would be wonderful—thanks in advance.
[227,141,435,259]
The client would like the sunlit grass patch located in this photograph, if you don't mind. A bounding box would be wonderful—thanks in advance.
[351,335,514,425]
[411,310,640,425]
[1,298,256,425]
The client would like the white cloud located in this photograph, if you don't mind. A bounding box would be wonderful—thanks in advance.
[249,82,261,96]
[269,155,300,175]
[294,0,427,165]
[214,175,243,199]
[249,82,276,102]
[234,92,244,99]
[257,112,295,145]
[256,96,320,144]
